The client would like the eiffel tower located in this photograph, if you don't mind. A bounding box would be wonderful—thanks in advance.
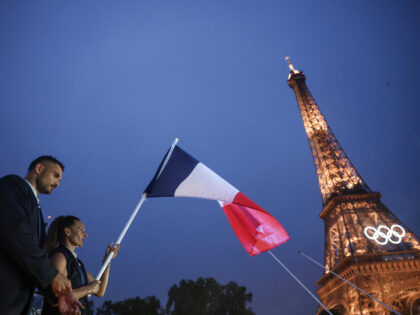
[286,57,420,315]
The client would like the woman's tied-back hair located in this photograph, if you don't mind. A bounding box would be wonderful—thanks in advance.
[45,215,81,253]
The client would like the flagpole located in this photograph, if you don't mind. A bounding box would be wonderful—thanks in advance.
[298,250,401,315]
[95,192,148,280]
[156,138,179,179]
[94,138,180,281]
[267,251,333,315]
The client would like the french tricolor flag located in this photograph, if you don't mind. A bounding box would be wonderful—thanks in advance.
[145,144,289,256]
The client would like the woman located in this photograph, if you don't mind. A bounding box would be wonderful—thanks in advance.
[42,216,119,314]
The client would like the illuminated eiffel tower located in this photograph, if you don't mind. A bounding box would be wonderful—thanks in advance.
[286,57,420,315]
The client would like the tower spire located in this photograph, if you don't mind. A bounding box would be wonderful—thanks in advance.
[285,56,299,74]
[286,59,370,206]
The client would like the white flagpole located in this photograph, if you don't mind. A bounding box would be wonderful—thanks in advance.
[94,193,147,280]
[94,138,180,281]
[156,138,179,179]
[298,250,401,315]
[267,251,333,315]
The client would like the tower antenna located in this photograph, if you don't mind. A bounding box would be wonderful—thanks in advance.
[285,56,299,74]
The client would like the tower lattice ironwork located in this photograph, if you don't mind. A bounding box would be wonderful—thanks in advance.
[286,57,420,315]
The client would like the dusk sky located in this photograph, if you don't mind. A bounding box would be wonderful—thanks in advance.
[1,1,419,314]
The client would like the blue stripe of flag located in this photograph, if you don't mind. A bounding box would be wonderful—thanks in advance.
[145,146,199,197]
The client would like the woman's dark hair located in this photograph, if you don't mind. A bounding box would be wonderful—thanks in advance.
[45,215,80,253]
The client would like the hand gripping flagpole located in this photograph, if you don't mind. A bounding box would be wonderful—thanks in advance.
[298,250,401,315]
[267,251,333,315]
[94,138,180,281]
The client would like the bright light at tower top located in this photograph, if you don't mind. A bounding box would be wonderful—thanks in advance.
[285,56,299,73]
[285,56,300,79]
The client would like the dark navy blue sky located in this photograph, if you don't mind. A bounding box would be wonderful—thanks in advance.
[1,1,419,314]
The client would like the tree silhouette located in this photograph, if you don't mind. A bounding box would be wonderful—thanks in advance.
[84,299,95,315]
[96,296,163,315]
[166,277,255,315]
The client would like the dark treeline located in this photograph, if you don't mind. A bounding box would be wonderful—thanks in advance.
[32,277,255,315]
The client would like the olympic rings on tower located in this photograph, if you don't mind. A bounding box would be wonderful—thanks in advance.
[363,225,405,245]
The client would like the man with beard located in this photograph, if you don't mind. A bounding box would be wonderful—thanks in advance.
[0,156,83,314]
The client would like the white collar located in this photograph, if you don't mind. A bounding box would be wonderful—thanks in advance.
[69,249,78,258]
[24,179,39,204]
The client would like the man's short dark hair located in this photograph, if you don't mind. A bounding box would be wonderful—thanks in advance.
[28,156,65,172]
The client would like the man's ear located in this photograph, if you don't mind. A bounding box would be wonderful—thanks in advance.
[34,162,44,175]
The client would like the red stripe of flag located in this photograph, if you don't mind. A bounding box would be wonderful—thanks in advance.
[222,192,290,256]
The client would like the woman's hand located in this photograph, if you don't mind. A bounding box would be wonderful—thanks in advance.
[102,242,120,264]
[86,280,101,295]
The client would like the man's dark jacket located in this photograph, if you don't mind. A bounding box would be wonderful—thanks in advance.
[0,175,58,314]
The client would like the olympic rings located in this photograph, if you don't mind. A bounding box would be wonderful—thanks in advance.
[363,225,406,245]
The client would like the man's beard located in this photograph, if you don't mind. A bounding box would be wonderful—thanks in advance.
[36,177,52,194]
